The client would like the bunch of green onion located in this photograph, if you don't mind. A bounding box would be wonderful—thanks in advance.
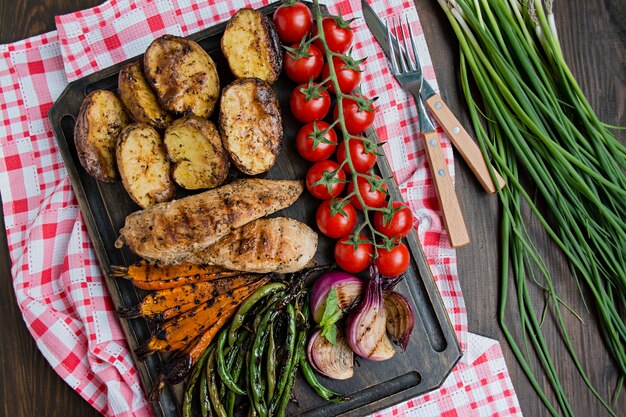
[435,0,625,416]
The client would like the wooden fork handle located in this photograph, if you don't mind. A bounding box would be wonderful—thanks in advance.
[422,130,470,248]
[425,93,505,194]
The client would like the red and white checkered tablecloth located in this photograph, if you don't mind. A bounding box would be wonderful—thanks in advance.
[0,0,522,416]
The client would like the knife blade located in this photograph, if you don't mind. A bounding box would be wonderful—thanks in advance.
[362,0,505,194]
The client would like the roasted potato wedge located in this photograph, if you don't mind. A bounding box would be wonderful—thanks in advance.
[144,35,220,118]
[116,123,175,208]
[118,61,173,130]
[74,90,130,182]
[219,78,282,175]
[221,8,282,84]
[164,116,229,190]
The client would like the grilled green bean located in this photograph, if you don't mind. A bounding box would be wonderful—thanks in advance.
[207,349,227,417]
[228,282,285,346]
[276,327,306,417]
[299,355,345,402]
[217,328,247,395]
[249,308,276,417]
[266,321,277,402]
[199,367,212,417]
[182,346,212,417]
[269,304,296,412]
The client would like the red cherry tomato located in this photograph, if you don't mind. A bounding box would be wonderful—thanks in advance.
[334,97,376,134]
[284,43,324,84]
[375,242,410,277]
[348,175,387,210]
[316,200,357,238]
[273,2,313,45]
[290,83,331,123]
[313,16,353,53]
[373,202,414,240]
[321,56,361,94]
[296,121,338,162]
[306,160,346,200]
[334,234,373,273]
[336,138,377,174]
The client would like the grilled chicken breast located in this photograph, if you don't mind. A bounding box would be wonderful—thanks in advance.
[190,217,318,273]
[116,179,304,264]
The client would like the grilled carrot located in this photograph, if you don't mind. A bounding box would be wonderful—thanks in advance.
[117,274,266,319]
[128,272,243,291]
[110,260,233,281]
[149,313,231,400]
[136,279,265,358]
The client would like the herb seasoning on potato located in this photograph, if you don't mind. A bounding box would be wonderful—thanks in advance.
[118,61,173,130]
[74,89,130,182]
[164,116,229,190]
[116,123,175,208]
[144,35,220,118]
[221,8,283,83]
[219,78,283,175]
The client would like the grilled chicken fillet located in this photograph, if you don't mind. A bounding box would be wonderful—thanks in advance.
[189,217,318,273]
[115,179,303,264]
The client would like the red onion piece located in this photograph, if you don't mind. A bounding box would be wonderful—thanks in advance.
[383,290,415,351]
[345,274,396,361]
[310,271,364,323]
[307,328,354,380]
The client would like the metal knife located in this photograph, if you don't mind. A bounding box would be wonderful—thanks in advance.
[362,0,505,194]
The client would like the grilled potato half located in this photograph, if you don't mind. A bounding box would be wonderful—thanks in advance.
[220,78,282,175]
[164,116,229,190]
[118,61,173,130]
[221,8,282,84]
[117,123,175,208]
[74,90,130,182]
[144,35,220,118]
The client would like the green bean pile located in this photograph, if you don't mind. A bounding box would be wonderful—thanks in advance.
[436,1,625,416]
[182,276,343,417]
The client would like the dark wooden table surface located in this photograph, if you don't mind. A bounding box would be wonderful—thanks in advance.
[0,1,624,416]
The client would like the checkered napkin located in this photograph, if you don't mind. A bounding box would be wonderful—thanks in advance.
[0,0,522,416]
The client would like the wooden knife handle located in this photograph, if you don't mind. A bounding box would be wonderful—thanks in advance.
[422,130,470,248]
[425,93,505,194]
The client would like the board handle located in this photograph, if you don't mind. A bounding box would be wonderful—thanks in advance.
[422,130,470,248]
[425,93,505,194]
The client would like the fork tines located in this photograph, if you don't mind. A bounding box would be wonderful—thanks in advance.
[386,15,421,74]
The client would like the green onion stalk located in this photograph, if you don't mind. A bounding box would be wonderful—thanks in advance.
[436,0,625,416]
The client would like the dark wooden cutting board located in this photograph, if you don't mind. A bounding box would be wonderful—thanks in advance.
[48,2,461,416]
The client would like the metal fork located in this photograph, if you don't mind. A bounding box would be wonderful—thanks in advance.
[386,16,470,247]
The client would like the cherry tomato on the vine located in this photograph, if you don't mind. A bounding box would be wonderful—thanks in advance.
[284,43,324,84]
[290,82,331,123]
[348,175,387,210]
[373,202,414,240]
[322,56,361,94]
[306,160,346,200]
[296,121,338,162]
[316,199,357,238]
[375,242,410,277]
[335,97,377,134]
[313,16,353,54]
[336,138,377,174]
[273,2,313,45]
[335,234,372,273]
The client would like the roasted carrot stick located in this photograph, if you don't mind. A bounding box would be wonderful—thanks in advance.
[110,260,234,281]
[136,279,265,358]
[117,274,266,319]
[110,261,242,290]
[149,313,231,400]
